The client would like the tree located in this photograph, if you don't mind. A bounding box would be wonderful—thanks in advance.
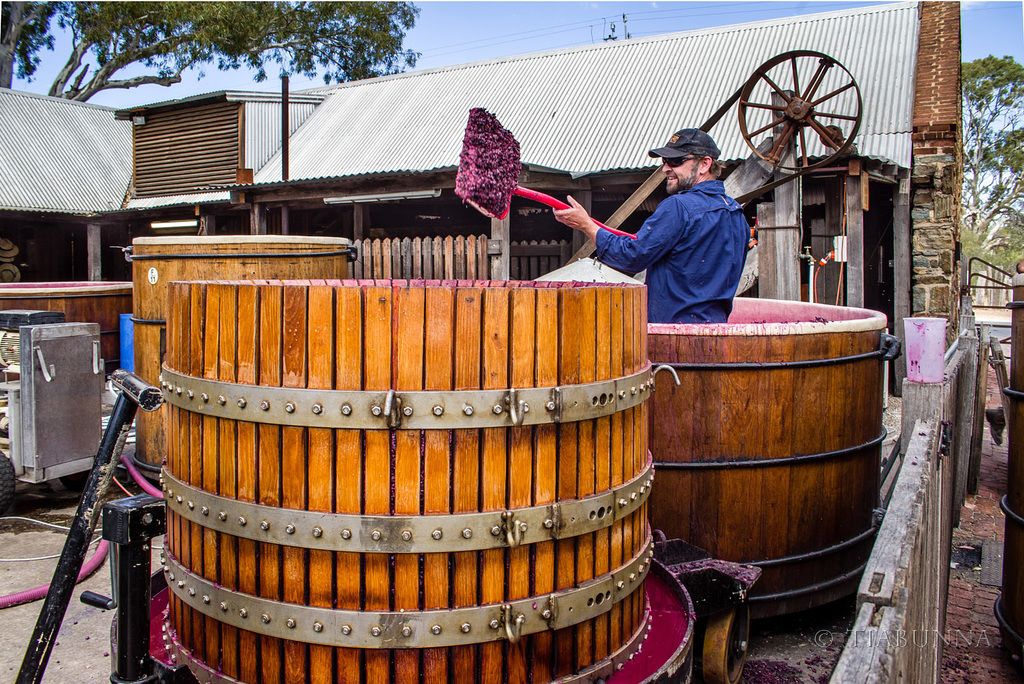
[962,55,1024,269]
[1,1,419,101]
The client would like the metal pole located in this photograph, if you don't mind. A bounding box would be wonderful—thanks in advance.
[16,371,163,684]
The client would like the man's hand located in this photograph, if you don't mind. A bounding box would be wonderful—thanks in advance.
[553,195,601,242]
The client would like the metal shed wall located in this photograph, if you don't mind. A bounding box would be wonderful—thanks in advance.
[133,101,241,197]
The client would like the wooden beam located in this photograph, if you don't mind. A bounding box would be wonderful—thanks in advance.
[759,96,801,300]
[490,214,510,279]
[87,223,102,281]
[846,169,865,307]
[353,204,367,241]
[893,174,912,388]
[571,190,594,254]
[250,202,267,235]
[199,212,216,236]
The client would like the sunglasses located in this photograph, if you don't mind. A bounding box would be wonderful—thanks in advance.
[662,155,702,168]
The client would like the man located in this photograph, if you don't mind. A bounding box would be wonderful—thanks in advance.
[553,128,749,324]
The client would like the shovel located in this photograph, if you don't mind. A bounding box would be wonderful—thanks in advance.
[455,108,636,239]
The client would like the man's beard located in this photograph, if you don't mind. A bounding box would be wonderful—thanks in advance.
[667,166,700,195]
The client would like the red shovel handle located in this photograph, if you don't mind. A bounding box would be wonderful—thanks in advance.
[514,187,637,239]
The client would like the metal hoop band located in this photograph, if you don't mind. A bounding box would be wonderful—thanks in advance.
[164,534,654,649]
[159,364,654,430]
[163,458,653,553]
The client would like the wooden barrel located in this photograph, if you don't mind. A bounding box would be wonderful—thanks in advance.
[131,236,352,469]
[0,281,132,374]
[998,273,1024,652]
[160,279,654,684]
[647,298,893,618]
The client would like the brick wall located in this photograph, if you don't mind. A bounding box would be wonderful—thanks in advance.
[910,1,962,327]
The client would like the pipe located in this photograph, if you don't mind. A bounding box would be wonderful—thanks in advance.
[0,540,109,610]
[121,451,163,499]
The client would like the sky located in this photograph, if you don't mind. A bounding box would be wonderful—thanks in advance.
[8,1,1024,109]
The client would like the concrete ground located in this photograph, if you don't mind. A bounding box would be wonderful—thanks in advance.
[0,448,150,684]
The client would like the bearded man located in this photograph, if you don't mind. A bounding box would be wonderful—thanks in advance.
[553,129,749,324]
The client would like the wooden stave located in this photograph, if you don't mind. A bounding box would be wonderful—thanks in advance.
[647,317,885,618]
[999,276,1024,652]
[130,237,352,468]
[163,278,650,684]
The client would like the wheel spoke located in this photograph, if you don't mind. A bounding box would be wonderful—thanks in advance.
[747,115,788,139]
[799,127,809,168]
[790,56,802,97]
[813,111,861,122]
[810,80,856,107]
[806,116,843,150]
[801,59,834,102]
[741,100,787,112]
[759,73,793,102]
[769,123,796,162]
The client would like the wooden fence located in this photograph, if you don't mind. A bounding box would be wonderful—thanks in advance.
[831,309,982,683]
[351,236,572,281]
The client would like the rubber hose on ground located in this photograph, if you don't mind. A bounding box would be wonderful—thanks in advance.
[0,540,109,609]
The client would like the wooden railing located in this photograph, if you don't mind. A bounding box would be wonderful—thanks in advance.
[831,306,982,683]
[351,235,490,280]
[351,236,572,281]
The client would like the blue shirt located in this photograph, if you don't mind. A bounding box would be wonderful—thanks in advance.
[594,180,749,324]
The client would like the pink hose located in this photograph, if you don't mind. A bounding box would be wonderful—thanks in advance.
[122,453,164,499]
[0,452,163,609]
[0,540,109,609]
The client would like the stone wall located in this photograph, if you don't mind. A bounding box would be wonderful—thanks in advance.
[911,2,962,331]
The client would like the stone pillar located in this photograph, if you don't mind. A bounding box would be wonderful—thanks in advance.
[910,2,962,339]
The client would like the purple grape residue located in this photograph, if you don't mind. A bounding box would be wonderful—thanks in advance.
[455,107,522,219]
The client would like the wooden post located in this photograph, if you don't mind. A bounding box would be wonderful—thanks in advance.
[280,204,290,235]
[353,204,367,241]
[86,222,102,281]
[571,190,593,255]
[250,203,267,235]
[967,324,992,494]
[900,379,944,454]
[846,161,865,307]
[490,214,510,279]
[759,92,801,300]
[893,173,912,389]
[199,212,216,236]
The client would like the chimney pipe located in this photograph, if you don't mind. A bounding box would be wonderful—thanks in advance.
[282,75,290,182]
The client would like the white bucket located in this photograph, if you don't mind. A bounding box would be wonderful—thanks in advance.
[905,317,947,383]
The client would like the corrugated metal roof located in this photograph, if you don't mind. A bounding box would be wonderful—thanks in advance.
[125,190,231,211]
[260,1,919,185]
[114,90,325,118]
[0,89,132,214]
[245,100,322,173]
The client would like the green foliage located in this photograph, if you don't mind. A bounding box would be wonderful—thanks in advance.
[1,1,419,100]
[961,55,1024,266]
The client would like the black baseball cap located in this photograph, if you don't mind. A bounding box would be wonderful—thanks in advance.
[648,128,720,160]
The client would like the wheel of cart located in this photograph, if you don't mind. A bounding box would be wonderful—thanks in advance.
[702,604,750,684]
[0,452,14,515]
[653,533,761,684]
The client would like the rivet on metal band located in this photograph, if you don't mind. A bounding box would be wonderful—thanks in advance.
[162,457,653,554]
[163,533,653,650]
[159,364,654,430]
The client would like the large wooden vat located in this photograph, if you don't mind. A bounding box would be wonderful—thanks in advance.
[997,273,1024,653]
[0,281,132,374]
[130,236,352,469]
[647,298,892,618]
[160,279,656,684]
